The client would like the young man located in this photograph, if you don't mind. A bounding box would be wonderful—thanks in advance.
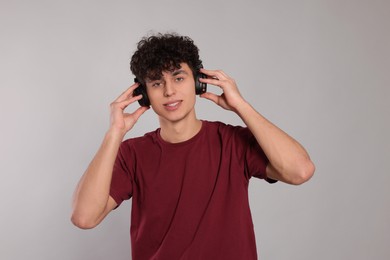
[71,33,315,259]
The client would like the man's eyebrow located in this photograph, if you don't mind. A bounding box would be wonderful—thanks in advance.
[172,69,188,76]
[145,77,162,83]
[145,79,157,83]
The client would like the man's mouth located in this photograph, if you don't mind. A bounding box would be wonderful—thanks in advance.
[165,101,180,107]
[163,100,182,110]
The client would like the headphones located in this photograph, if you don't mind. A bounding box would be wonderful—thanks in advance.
[133,68,207,107]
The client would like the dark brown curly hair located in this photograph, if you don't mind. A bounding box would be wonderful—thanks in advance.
[130,33,203,84]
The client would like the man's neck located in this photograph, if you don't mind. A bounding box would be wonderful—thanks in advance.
[159,117,202,143]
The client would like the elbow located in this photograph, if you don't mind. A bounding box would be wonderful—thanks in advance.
[290,159,315,185]
[71,212,98,230]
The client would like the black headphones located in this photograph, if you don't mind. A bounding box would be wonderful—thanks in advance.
[133,69,207,107]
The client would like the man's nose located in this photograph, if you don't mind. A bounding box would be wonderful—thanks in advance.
[163,80,175,97]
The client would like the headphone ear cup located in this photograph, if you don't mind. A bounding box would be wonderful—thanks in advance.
[133,78,150,107]
[195,73,207,95]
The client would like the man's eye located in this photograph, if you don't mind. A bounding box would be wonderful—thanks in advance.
[152,82,162,87]
[176,77,184,82]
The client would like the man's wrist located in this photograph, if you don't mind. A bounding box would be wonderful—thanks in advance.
[105,128,126,144]
[234,99,252,117]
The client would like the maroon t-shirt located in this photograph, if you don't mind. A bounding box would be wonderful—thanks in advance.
[110,120,273,259]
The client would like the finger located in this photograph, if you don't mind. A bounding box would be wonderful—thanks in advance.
[199,77,225,88]
[132,106,150,120]
[200,68,221,79]
[112,93,143,111]
[123,106,149,127]
[200,68,228,80]
[121,93,143,108]
[115,83,140,102]
[200,92,220,104]
[211,69,229,79]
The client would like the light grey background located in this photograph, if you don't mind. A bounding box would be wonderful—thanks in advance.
[1,0,389,259]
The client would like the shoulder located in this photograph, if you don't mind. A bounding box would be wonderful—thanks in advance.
[203,120,236,131]
[119,129,160,154]
[203,120,249,138]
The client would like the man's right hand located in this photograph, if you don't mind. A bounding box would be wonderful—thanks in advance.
[109,82,149,136]
[71,82,149,229]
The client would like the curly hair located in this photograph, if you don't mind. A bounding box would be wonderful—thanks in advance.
[130,33,203,84]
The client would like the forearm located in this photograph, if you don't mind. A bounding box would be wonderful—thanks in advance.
[198,68,314,184]
[235,101,314,184]
[71,129,124,228]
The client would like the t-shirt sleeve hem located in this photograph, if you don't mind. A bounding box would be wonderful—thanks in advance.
[265,177,278,184]
[264,162,278,184]
[109,190,123,210]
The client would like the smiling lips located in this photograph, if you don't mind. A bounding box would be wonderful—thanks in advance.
[163,100,182,110]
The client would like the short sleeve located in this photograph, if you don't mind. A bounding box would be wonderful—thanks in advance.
[242,128,277,183]
[110,141,134,207]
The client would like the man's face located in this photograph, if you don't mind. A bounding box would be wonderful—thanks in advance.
[145,63,197,124]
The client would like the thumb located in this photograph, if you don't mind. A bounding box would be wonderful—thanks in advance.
[200,92,219,104]
[133,106,150,120]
